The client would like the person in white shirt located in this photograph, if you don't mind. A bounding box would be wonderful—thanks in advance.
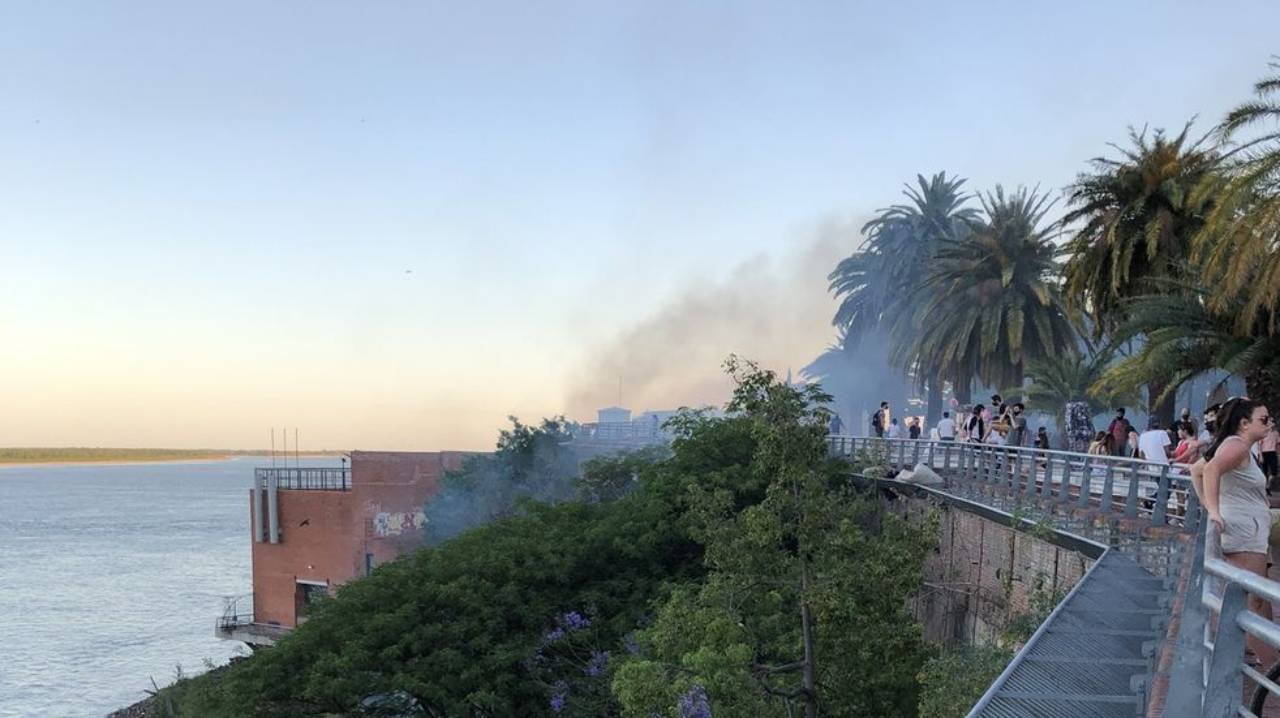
[937,412,956,441]
[1138,418,1172,464]
[886,418,903,439]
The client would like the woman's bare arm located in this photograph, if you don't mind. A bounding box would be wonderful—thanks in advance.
[1201,439,1249,524]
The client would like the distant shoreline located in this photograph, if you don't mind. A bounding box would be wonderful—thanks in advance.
[0,449,343,468]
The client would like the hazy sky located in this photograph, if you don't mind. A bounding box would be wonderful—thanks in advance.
[2,1,1277,450]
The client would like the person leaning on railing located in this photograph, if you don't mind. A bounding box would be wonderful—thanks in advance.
[1190,396,1278,667]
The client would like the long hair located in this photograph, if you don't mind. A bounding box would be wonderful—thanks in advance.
[1204,397,1260,460]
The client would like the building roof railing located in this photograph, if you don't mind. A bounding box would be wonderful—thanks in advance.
[254,466,350,491]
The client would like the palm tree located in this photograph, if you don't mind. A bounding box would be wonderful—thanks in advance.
[1196,58,1280,335]
[1095,285,1280,415]
[829,172,981,423]
[1023,347,1134,440]
[903,186,1077,400]
[1060,124,1220,423]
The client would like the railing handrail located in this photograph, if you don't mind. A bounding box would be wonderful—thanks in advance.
[1199,520,1280,715]
[828,432,1194,474]
[255,466,351,491]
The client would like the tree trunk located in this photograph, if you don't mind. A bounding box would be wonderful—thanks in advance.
[1148,378,1177,427]
[953,376,972,406]
[926,381,943,428]
[800,565,818,718]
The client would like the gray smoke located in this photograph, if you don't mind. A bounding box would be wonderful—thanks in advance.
[566,217,871,417]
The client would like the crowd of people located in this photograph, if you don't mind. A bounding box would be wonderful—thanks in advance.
[850,397,1280,487]
[865,394,1049,450]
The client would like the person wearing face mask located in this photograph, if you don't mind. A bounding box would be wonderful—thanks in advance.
[1190,397,1276,667]
[1006,402,1028,447]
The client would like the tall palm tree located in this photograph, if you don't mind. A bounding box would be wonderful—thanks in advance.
[1196,58,1280,335]
[1060,124,1220,422]
[904,186,1077,398]
[829,172,981,422]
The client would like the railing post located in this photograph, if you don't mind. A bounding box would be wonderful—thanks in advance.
[1124,462,1140,519]
[1079,456,1093,509]
[1100,464,1115,514]
[1203,582,1248,717]
[1153,465,1170,526]
[1185,488,1201,533]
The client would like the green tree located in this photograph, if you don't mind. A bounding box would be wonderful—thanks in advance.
[612,357,935,718]
[1023,347,1134,441]
[829,172,981,418]
[1095,286,1280,416]
[425,417,579,542]
[1060,125,1220,422]
[1197,58,1280,335]
[906,186,1077,399]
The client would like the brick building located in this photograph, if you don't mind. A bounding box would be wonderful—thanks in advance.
[218,450,469,646]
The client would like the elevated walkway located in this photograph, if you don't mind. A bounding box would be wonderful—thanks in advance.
[832,437,1203,716]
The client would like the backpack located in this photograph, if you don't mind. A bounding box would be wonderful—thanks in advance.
[872,409,884,430]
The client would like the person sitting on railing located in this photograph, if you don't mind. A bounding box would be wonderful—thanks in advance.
[1192,396,1277,667]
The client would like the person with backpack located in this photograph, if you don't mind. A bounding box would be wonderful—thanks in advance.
[871,401,889,438]
[1107,408,1132,457]
[964,405,986,443]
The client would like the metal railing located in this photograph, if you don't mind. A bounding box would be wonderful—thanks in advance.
[829,435,1280,716]
[255,466,350,491]
[827,435,1198,528]
[1199,521,1280,717]
[216,594,254,633]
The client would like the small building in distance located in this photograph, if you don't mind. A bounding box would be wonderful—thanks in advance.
[567,406,681,462]
[217,450,469,646]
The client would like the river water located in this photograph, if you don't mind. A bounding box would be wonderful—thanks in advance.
[0,457,305,718]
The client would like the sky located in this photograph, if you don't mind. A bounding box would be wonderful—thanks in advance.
[1,1,1277,450]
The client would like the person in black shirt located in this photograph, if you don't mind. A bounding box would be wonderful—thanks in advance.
[908,418,921,439]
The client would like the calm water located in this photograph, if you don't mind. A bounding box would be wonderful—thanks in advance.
[0,457,316,718]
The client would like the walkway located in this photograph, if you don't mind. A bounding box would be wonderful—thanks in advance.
[828,436,1224,717]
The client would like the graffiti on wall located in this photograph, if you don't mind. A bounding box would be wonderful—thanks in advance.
[373,509,428,537]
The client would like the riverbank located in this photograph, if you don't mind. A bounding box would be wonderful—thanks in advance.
[0,448,344,466]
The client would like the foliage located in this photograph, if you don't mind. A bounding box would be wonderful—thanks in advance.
[903,186,1077,394]
[1196,57,1280,334]
[1023,346,1135,435]
[828,172,980,408]
[1061,124,1220,334]
[160,436,707,716]
[612,357,936,717]
[425,416,580,542]
[916,645,1012,718]
[1000,573,1067,649]
[1095,285,1280,414]
[576,446,671,504]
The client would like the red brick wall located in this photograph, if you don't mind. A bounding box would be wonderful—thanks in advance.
[250,489,356,627]
[249,451,474,628]
[351,451,470,568]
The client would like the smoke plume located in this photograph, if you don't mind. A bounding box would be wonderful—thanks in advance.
[566,217,870,417]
